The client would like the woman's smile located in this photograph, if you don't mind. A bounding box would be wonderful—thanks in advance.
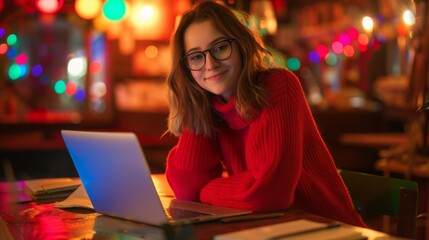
[204,71,226,81]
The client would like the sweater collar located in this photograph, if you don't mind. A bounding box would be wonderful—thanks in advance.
[212,96,249,129]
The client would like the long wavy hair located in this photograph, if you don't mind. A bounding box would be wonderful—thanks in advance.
[167,0,273,137]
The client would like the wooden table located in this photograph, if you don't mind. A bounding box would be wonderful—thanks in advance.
[0,175,401,240]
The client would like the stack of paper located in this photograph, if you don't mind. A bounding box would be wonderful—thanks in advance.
[213,219,364,240]
[55,185,93,209]
[23,178,81,201]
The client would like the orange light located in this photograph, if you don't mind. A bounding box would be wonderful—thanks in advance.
[75,0,102,20]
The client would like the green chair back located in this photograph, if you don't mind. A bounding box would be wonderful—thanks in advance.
[338,169,418,238]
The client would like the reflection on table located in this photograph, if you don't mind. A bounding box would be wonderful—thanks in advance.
[0,174,401,240]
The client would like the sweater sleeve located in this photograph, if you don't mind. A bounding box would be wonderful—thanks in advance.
[200,70,307,210]
[166,131,224,201]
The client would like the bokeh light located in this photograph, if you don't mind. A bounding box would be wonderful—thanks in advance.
[0,43,7,54]
[8,64,21,80]
[325,53,338,66]
[32,64,43,77]
[67,56,87,79]
[316,44,329,59]
[343,45,355,57]
[362,16,374,32]
[308,50,320,63]
[16,53,28,65]
[7,34,17,45]
[36,0,64,14]
[347,27,359,41]
[89,61,102,74]
[74,88,86,102]
[6,47,17,59]
[91,82,107,98]
[75,0,101,20]
[403,10,415,26]
[331,41,344,54]
[54,80,67,94]
[287,57,301,71]
[66,82,77,96]
[0,28,5,38]
[102,0,127,21]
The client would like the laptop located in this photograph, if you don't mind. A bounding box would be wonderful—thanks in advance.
[61,130,251,226]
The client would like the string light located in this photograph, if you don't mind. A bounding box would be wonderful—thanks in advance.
[102,0,127,21]
[75,0,101,20]
[35,0,64,14]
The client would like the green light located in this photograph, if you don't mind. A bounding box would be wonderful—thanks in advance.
[325,53,338,66]
[287,58,301,71]
[103,0,126,21]
[7,34,17,45]
[55,80,67,94]
[8,64,20,80]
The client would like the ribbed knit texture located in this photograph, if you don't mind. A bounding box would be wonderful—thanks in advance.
[166,69,366,227]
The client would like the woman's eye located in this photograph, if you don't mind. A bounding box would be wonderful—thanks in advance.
[189,53,203,61]
[214,45,226,52]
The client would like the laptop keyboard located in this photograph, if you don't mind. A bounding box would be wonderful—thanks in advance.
[165,207,212,220]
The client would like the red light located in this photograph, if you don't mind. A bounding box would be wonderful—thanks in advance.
[0,43,7,54]
[316,44,329,59]
[36,0,64,14]
[66,82,77,96]
[89,61,102,74]
[347,27,359,41]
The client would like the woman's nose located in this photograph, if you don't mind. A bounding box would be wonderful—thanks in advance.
[205,53,219,70]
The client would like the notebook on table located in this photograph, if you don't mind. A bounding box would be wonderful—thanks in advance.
[61,130,251,226]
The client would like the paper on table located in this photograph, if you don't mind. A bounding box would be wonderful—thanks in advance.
[54,175,170,210]
[55,185,94,209]
[213,219,363,240]
[23,178,81,201]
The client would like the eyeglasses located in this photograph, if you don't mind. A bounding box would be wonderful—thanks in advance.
[183,39,235,71]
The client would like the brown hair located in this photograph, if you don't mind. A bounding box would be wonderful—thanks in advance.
[167,0,273,137]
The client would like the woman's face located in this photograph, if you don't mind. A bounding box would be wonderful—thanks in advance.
[183,20,242,102]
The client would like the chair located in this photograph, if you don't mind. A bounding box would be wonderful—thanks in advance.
[338,169,419,239]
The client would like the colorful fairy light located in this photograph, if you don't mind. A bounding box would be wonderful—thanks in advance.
[32,64,43,77]
[362,16,374,33]
[102,0,127,21]
[35,0,64,14]
[316,44,329,59]
[75,0,101,20]
[15,53,27,65]
[66,82,77,96]
[331,41,344,54]
[0,43,7,54]
[6,34,17,45]
[54,80,66,94]
[308,50,321,63]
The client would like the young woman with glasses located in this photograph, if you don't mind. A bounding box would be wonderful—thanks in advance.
[165,0,366,227]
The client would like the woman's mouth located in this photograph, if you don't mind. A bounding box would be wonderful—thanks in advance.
[204,71,225,81]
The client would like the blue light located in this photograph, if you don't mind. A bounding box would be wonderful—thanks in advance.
[308,50,320,63]
[32,64,43,77]
[74,88,86,102]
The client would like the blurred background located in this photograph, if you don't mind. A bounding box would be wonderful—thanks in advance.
[1,0,429,237]
[0,0,427,183]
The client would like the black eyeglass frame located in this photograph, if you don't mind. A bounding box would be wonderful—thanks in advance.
[182,39,235,71]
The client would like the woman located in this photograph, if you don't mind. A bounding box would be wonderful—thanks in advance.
[165,0,365,227]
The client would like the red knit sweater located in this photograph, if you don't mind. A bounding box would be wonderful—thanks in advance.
[166,69,366,227]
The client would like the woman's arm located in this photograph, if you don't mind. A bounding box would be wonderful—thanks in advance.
[166,131,224,201]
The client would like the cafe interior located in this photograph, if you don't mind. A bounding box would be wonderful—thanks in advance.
[0,0,429,239]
